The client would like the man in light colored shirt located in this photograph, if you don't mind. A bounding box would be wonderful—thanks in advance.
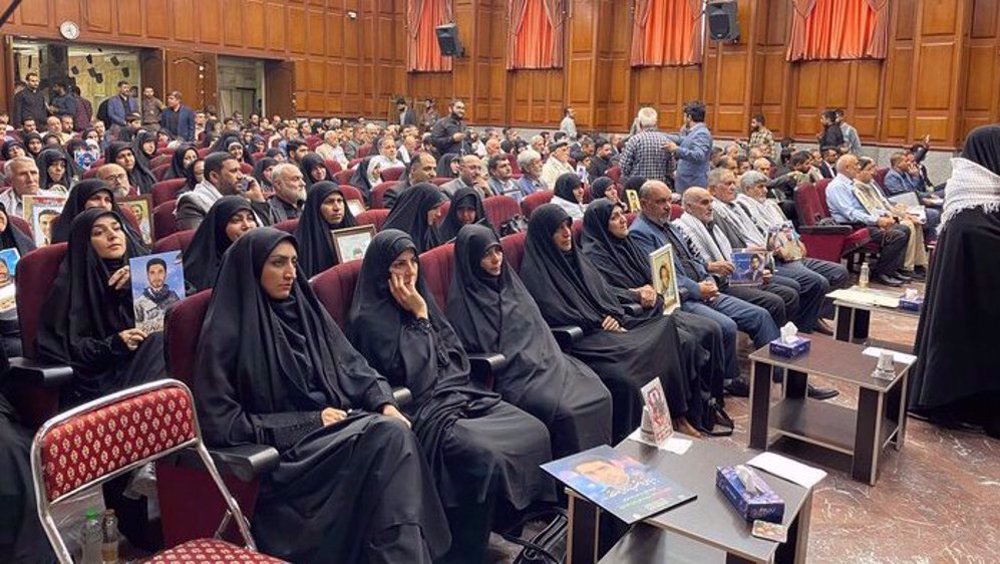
[825,154,909,286]
[516,150,547,198]
[0,157,60,218]
[540,140,575,188]
[315,130,348,169]
[560,107,578,141]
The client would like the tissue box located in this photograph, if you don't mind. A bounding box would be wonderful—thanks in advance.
[898,295,923,312]
[769,336,811,359]
[716,466,785,523]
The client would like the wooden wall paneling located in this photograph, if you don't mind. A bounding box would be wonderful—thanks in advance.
[223,0,246,48]
[201,53,219,111]
[164,49,207,109]
[593,0,630,131]
[959,0,1000,138]
[703,0,757,139]
[287,4,307,54]
[566,0,598,130]
[266,2,288,51]
[197,0,223,45]
[140,48,165,99]
[145,0,171,40]
[116,0,143,37]
[173,0,197,42]
[264,59,295,118]
[86,0,114,34]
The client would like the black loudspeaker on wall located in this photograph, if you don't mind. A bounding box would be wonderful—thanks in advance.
[707,1,740,42]
[436,24,464,57]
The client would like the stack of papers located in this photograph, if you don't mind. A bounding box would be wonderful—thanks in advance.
[828,288,900,309]
[745,452,827,489]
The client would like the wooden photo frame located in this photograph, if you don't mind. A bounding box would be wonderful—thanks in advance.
[118,194,155,245]
[649,243,680,315]
[331,224,377,264]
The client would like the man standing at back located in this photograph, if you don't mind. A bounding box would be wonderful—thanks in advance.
[430,99,467,156]
[159,91,195,142]
[620,107,673,186]
[13,72,47,128]
[108,81,138,130]
[141,87,164,131]
[560,107,578,141]
[664,101,713,193]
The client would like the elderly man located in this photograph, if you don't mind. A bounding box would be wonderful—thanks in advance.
[268,163,307,222]
[540,140,575,188]
[883,151,942,235]
[516,149,547,198]
[96,164,133,198]
[176,153,273,230]
[664,101,713,192]
[620,107,673,185]
[486,154,518,201]
[708,168,832,335]
[629,180,780,396]
[315,129,348,168]
[825,154,909,286]
[441,154,490,199]
[0,157,61,218]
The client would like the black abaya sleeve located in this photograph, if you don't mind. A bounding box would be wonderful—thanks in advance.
[70,333,131,367]
[394,320,444,401]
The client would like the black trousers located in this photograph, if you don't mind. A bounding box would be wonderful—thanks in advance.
[867,225,909,277]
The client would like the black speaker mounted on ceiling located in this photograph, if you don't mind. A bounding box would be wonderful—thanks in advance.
[707,0,740,42]
[435,23,464,57]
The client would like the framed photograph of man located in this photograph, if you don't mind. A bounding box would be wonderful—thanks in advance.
[0,248,20,313]
[649,243,679,315]
[119,195,154,245]
[30,204,63,247]
[130,251,186,334]
[21,194,66,223]
[626,189,641,213]
[346,199,366,217]
[331,224,377,264]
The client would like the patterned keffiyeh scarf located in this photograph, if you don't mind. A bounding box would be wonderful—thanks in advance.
[940,157,1000,233]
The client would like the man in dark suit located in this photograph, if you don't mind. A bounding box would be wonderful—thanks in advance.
[107,80,139,128]
[12,72,47,128]
[159,91,196,142]
[395,97,418,127]
[429,99,467,156]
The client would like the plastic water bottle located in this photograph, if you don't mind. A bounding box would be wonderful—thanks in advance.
[859,262,870,289]
[80,509,102,564]
[101,509,119,564]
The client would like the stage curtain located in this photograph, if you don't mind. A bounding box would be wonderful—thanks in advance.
[408,0,453,72]
[631,0,704,67]
[508,0,565,69]
[787,0,888,61]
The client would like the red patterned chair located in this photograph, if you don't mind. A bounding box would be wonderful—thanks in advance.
[670,203,683,221]
[324,159,343,176]
[152,162,171,181]
[606,164,622,183]
[430,177,451,186]
[154,229,196,253]
[482,195,521,228]
[337,185,367,210]
[520,191,553,218]
[794,182,870,264]
[357,208,390,231]
[505,153,521,175]
[356,144,373,158]
[31,379,287,563]
[333,169,355,186]
[153,178,189,207]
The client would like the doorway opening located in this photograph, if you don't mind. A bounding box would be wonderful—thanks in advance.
[217,57,263,120]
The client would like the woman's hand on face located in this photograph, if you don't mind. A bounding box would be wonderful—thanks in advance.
[321,408,348,427]
[117,328,146,351]
[389,272,428,319]
[381,404,411,429]
[108,266,131,290]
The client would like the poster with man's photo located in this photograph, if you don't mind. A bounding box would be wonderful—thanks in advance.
[0,248,20,313]
[23,195,66,247]
[731,250,769,286]
[130,251,185,334]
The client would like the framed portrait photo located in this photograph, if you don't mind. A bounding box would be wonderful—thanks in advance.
[731,250,769,286]
[0,248,20,313]
[626,189,641,214]
[331,224,376,264]
[346,198,366,217]
[649,243,679,315]
[30,203,64,247]
[119,195,154,245]
[130,251,186,334]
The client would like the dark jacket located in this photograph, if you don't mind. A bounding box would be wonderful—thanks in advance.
[13,88,48,126]
[159,105,196,142]
[429,114,465,156]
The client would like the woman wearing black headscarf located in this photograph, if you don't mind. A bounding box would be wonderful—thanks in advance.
[349,157,379,204]
[183,196,258,292]
[436,153,461,179]
[49,179,147,251]
[910,124,1000,437]
[182,158,204,192]
[252,156,278,194]
[438,187,493,242]
[447,224,612,457]
[163,144,199,180]
[37,209,164,407]
[294,182,356,278]
[132,130,158,171]
[521,204,701,440]
[22,133,43,160]
[382,183,448,252]
[106,141,156,195]
[588,176,620,204]
[299,152,329,189]
[0,203,34,357]
[581,199,732,434]
[551,172,587,220]
[348,229,554,564]
[193,228,449,563]
[35,148,73,192]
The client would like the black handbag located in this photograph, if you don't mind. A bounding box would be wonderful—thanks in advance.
[500,508,568,564]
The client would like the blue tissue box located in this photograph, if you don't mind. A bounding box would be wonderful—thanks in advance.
[899,296,923,312]
[716,466,785,523]
[769,336,811,358]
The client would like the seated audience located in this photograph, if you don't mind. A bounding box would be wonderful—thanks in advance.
[38,209,165,406]
[183,196,258,291]
[540,140,575,188]
[50,179,146,249]
[515,149,547,197]
[267,163,306,222]
[588,176,620,205]
[294,181,357,277]
[369,136,406,178]
[883,151,942,232]
[0,157,62,218]
[387,152,437,209]
[348,229,554,564]
[0,203,33,356]
[439,187,493,242]
[252,156,279,194]
[96,163,134,198]
[587,138,613,179]
[825,154,910,286]
[486,154,518,200]
[550,172,587,220]
[853,158,928,279]
[298,152,329,189]
[106,141,155,194]
[383,183,448,253]
[194,228,450,563]
[348,156,380,205]
[441,155,490,199]
[164,144,199,180]
[176,152,273,231]
[36,148,73,192]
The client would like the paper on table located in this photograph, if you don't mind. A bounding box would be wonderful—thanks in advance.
[828,288,900,309]
[627,429,693,455]
[745,452,827,489]
[862,347,917,366]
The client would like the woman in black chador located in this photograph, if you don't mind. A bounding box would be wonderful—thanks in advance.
[37,208,164,407]
[447,224,612,457]
[438,187,494,242]
[193,228,450,563]
[182,196,258,292]
[348,229,554,564]
[294,181,357,278]
[520,203,703,439]
[910,124,1000,437]
[382,182,448,253]
[49,179,146,250]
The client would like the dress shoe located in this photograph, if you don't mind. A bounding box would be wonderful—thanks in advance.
[724,377,751,397]
[807,384,839,400]
[875,273,903,287]
[814,319,834,336]
[894,270,913,282]
[900,269,925,281]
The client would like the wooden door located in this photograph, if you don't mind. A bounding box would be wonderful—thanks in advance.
[140,48,164,100]
[164,49,218,112]
[264,60,294,119]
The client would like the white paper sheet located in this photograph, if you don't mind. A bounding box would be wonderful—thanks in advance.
[862,347,917,366]
[627,429,693,455]
[745,452,827,489]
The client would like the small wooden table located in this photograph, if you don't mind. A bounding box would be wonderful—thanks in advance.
[831,286,920,351]
[748,338,910,485]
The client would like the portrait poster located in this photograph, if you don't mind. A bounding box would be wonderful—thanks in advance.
[641,378,673,444]
[731,250,769,286]
[331,224,376,264]
[30,203,64,248]
[541,445,696,524]
[767,221,802,261]
[130,251,185,334]
[21,194,66,223]
[626,189,641,213]
[346,198,366,217]
[119,195,154,245]
[0,248,20,313]
[649,243,679,315]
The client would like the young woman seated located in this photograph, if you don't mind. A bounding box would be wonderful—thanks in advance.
[382,183,449,253]
[438,187,494,242]
[294,181,357,278]
[183,196,258,292]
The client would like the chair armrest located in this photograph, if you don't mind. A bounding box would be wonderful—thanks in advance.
[623,303,644,316]
[468,353,507,386]
[8,356,74,388]
[207,444,281,482]
[391,386,413,408]
[550,325,583,352]
[798,224,852,236]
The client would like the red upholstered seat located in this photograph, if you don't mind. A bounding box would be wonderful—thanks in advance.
[380,166,404,182]
[251,151,265,163]
[356,209,390,232]
[337,185,366,208]
[794,182,871,263]
[371,181,400,209]
[419,243,455,309]
[310,260,363,327]
[437,201,451,224]
[874,167,889,188]
[430,177,451,186]
[153,200,180,241]
[606,165,621,183]
[814,178,833,218]
[150,154,172,168]
[152,162,171,181]
[165,291,212,387]
[333,169,355,186]
[81,168,99,179]
[145,538,286,563]
[324,159,343,176]
[506,153,521,175]
[240,163,254,175]
[273,218,299,234]
[500,232,527,273]
[16,244,67,360]
[153,178,188,207]
[306,135,322,150]
[356,144,373,158]
[154,230,195,253]
[670,203,683,221]
[483,195,521,227]
[197,148,212,158]
[520,191,553,218]
[10,215,33,239]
